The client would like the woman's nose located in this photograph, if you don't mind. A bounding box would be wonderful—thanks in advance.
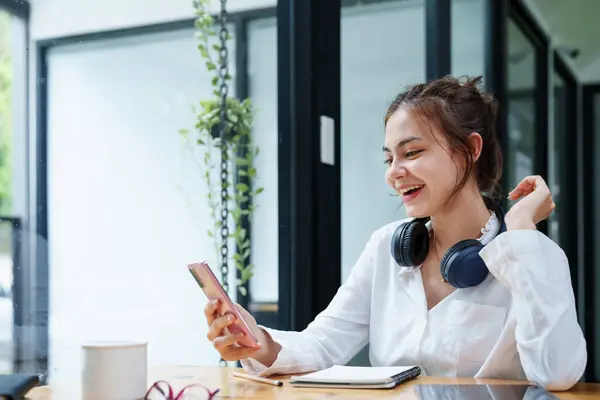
[388,161,407,180]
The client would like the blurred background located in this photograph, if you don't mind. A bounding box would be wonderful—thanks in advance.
[0,0,598,386]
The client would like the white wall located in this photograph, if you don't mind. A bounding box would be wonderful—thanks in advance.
[46,28,238,383]
[30,0,276,40]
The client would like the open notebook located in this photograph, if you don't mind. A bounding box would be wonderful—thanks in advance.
[289,365,422,389]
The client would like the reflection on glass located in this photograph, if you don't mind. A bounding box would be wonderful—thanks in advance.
[0,9,26,375]
[507,19,536,192]
[0,11,14,215]
[0,221,13,373]
[341,0,424,282]
[340,0,424,367]
[549,73,566,244]
[451,0,485,78]
[247,18,279,329]
[0,10,14,373]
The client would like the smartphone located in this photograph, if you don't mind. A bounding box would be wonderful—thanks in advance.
[188,261,260,348]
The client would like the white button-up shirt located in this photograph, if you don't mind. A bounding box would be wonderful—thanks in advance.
[241,219,587,391]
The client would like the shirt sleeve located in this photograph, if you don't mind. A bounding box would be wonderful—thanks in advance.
[239,229,383,377]
[479,229,587,391]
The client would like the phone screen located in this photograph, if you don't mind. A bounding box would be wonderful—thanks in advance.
[189,269,204,289]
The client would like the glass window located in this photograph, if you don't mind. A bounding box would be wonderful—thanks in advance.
[340,0,424,366]
[548,72,565,244]
[247,17,279,328]
[451,0,485,78]
[0,8,27,374]
[341,0,424,282]
[593,91,600,379]
[46,27,237,382]
[506,19,536,193]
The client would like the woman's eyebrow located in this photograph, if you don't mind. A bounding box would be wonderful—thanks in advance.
[382,136,422,152]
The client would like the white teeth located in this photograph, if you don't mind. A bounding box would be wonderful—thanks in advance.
[398,185,424,194]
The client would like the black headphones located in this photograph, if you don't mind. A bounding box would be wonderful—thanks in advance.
[390,198,506,289]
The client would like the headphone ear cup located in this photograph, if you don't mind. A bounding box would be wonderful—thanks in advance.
[440,239,488,288]
[391,219,430,267]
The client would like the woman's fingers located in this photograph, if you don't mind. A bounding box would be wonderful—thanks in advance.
[206,313,236,342]
[508,175,548,200]
[508,177,535,199]
[220,344,262,362]
[213,332,245,349]
[204,299,220,327]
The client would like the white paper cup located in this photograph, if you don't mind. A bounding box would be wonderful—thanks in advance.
[82,341,147,400]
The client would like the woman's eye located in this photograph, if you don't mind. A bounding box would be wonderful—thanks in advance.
[383,158,392,166]
[405,150,422,158]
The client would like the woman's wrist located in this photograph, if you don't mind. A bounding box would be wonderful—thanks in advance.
[252,327,281,367]
[505,213,537,231]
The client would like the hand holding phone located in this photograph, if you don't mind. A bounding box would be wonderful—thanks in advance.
[189,261,261,350]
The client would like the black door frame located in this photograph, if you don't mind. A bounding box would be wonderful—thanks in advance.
[582,84,600,382]
[553,52,580,315]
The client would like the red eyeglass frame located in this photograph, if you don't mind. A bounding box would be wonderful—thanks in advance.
[144,380,220,400]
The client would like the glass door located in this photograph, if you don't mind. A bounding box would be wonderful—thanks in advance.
[506,3,549,233]
[0,5,27,374]
[582,84,600,382]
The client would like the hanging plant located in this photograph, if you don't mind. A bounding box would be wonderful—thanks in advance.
[179,0,262,298]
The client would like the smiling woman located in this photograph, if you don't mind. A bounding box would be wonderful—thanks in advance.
[203,74,586,392]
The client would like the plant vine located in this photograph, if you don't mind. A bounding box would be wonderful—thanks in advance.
[179,0,262,298]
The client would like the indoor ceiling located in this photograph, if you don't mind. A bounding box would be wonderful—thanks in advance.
[526,0,600,83]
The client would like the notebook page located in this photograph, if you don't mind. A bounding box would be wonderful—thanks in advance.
[291,365,417,384]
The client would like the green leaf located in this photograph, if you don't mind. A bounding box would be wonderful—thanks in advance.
[236,183,250,192]
[236,157,249,166]
[207,230,214,237]
[241,268,253,282]
[243,248,251,260]
[254,187,264,195]
[238,286,247,297]
[206,61,216,71]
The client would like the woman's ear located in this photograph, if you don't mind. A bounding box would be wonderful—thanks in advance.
[468,132,483,162]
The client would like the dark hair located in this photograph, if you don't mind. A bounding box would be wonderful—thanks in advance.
[384,75,503,202]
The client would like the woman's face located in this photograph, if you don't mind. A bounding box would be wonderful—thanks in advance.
[383,107,466,218]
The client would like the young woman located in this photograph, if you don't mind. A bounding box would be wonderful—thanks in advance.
[203,76,586,391]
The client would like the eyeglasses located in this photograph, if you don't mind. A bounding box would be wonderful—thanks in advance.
[144,380,220,400]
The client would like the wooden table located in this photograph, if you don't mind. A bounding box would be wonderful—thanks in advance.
[28,365,600,399]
